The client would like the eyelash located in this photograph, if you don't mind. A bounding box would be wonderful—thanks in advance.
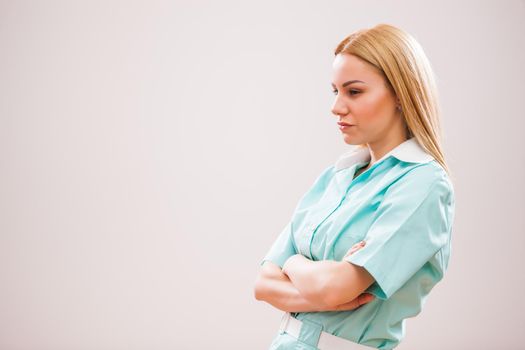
[332,89,360,96]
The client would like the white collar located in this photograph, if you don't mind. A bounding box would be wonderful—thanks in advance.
[334,137,434,171]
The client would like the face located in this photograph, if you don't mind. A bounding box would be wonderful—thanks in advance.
[331,53,404,145]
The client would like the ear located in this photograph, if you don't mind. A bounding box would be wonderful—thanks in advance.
[395,98,402,111]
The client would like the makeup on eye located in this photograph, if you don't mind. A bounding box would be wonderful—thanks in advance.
[332,89,361,96]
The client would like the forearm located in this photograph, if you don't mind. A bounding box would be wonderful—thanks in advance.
[281,254,342,306]
[255,271,330,312]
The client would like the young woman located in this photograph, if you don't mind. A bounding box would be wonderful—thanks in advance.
[254,23,456,350]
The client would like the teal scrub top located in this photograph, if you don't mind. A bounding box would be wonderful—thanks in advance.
[260,137,456,350]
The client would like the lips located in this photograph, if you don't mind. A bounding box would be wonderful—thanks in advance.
[337,122,354,126]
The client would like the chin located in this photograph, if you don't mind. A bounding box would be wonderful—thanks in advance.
[342,136,363,146]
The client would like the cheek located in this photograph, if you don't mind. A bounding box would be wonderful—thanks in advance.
[356,93,393,127]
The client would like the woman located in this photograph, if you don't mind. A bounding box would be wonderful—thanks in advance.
[254,23,456,350]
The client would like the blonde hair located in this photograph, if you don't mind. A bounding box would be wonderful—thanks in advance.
[334,23,453,179]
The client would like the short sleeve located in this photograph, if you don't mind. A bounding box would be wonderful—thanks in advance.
[260,164,335,269]
[260,221,297,269]
[343,170,455,300]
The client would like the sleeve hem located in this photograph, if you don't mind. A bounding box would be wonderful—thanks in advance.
[344,256,391,300]
[260,257,286,269]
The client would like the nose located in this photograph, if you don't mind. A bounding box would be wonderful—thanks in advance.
[331,96,348,117]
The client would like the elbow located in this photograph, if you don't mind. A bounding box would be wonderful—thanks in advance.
[253,275,267,301]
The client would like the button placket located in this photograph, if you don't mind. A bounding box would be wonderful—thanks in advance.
[303,224,316,259]
[305,168,367,260]
[308,199,342,259]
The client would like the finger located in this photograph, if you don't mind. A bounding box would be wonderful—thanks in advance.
[351,242,365,252]
[333,293,375,311]
[358,293,375,305]
[352,240,366,250]
[344,240,366,257]
[333,299,359,311]
[347,244,362,255]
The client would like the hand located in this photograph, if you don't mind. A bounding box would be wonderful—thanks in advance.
[322,240,375,311]
[323,292,376,311]
[343,239,367,260]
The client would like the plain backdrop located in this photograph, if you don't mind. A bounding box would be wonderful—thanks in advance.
[1,0,524,349]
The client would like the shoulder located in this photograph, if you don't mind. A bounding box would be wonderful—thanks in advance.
[382,160,455,217]
[395,160,454,197]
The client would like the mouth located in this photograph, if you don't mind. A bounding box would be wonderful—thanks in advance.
[338,122,355,130]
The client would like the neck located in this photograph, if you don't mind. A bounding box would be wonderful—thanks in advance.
[365,134,409,167]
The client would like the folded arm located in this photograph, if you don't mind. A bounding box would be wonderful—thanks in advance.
[282,254,375,308]
[254,261,333,312]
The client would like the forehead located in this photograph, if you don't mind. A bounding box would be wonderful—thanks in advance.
[331,54,383,85]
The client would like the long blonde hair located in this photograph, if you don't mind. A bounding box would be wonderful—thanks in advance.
[334,23,453,179]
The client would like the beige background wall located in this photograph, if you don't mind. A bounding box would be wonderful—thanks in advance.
[1,0,524,349]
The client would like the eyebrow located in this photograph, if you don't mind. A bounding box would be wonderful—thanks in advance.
[331,80,366,88]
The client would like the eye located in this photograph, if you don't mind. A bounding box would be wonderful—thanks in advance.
[331,89,360,96]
